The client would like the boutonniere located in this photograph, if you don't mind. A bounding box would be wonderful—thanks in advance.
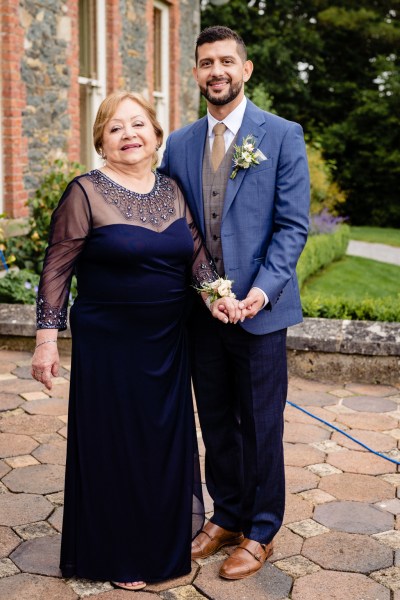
[230,135,266,179]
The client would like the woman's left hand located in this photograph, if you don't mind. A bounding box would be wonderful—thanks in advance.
[210,297,242,324]
[31,343,60,391]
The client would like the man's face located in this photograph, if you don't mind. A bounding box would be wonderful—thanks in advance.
[193,40,253,107]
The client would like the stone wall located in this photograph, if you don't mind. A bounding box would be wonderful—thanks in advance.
[287,319,400,386]
[20,1,74,196]
[0,305,399,385]
[1,0,29,217]
[118,0,149,96]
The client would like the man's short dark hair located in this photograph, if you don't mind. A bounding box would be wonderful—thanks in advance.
[195,26,247,64]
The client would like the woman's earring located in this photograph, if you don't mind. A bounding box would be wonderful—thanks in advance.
[155,144,160,151]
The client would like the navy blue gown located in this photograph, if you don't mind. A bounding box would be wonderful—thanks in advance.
[37,171,213,583]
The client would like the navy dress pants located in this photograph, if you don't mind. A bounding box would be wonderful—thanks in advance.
[189,302,287,544]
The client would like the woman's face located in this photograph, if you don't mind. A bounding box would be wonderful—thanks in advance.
[101,98,159,170]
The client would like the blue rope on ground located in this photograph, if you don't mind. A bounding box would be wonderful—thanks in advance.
[0,249,8,271]
[287,400,400,467]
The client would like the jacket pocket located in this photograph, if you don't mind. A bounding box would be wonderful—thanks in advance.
[247,157,273,175]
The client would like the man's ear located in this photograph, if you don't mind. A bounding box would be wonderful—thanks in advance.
[192,65,198,83]
[243,60,254,83]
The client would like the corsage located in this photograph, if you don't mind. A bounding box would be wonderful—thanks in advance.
[194,277,236,310]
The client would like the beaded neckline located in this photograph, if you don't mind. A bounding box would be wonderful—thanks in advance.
[89,169,176,226]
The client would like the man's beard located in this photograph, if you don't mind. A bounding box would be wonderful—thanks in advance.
[199,78,242,106]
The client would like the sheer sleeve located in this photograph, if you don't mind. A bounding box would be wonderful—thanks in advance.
[173,184,218,286]
[36,179,92,330]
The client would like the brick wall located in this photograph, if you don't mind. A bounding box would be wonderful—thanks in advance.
[1,0,29,218]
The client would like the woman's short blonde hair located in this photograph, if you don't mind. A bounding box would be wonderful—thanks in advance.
[93,91,164,167]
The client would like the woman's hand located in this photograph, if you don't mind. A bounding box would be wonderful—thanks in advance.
[31,332,59,390]
[210,297,242,324]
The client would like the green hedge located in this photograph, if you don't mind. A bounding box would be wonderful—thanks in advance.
[296,224,350,288]
[0,269,77,305]
[0,270,39,304]
[301,294,400,322]
[297,224,399,322]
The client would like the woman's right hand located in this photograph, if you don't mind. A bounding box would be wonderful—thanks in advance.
[31,339,60,391]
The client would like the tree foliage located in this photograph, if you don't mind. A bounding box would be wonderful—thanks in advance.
[201,1,400,226]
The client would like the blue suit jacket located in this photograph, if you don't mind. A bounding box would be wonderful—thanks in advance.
[159,99,310,335]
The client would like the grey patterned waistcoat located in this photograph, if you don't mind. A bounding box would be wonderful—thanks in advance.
[202,136,237,276]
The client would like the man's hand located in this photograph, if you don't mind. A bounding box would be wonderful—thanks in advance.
[238,288,265,320]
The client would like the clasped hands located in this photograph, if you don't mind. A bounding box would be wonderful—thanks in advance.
[210,287,264,325]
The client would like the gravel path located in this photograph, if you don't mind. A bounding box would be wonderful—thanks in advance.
[347,240,400,266]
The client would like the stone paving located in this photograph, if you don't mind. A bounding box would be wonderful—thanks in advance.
[0,348,400,600]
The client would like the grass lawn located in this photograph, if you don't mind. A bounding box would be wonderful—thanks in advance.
[301,255,400,299]
[350,226,400,247]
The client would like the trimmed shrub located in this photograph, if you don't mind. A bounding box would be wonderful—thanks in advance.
[301,294,400,322]
[297,224,350,289]
[0,270,40,304]
[0,268,77,305]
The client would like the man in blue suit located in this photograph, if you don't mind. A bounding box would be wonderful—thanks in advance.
[160,26,309,580]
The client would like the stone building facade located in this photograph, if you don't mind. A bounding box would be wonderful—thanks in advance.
[0,0,200,219]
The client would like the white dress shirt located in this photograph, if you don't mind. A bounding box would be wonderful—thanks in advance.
[207,96,247,152]
[206,97,269,310]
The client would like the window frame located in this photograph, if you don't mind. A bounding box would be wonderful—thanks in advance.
[78,0,107,170]
[153,0,170,149]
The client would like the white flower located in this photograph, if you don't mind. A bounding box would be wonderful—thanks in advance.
[230,135,264,179]
[242,152,253,164]
[217,281,231,296]
[195,277,236,303]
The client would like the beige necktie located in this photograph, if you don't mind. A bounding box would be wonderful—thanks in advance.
[211,123,227,172]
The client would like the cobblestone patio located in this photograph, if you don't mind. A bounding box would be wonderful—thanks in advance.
[0,348,399,599]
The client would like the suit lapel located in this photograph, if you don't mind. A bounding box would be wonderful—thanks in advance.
[222,101,267,221]
[185,117,207,234]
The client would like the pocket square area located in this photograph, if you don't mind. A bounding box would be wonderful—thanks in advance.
[255,149,268,162]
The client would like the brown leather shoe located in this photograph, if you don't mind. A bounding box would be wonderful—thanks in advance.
[219,538,274,579]
[191,521,244,559]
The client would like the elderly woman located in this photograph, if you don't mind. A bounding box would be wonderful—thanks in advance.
[31,92,240,590]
